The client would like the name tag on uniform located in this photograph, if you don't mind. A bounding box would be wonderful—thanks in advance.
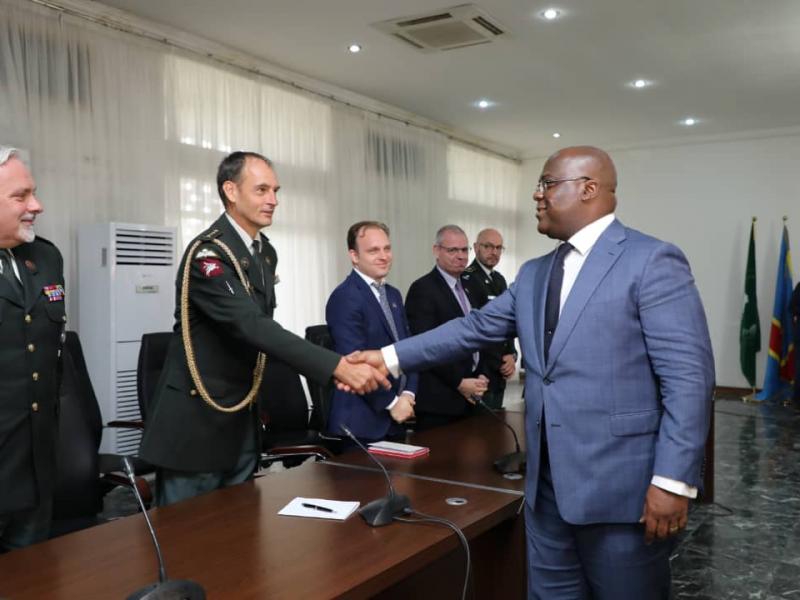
[43,284,65,302]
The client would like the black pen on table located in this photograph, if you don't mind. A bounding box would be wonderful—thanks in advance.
[302,502,334,513]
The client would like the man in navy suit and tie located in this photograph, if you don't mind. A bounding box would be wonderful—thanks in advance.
[325,221,418,442]
[351,147,715,599]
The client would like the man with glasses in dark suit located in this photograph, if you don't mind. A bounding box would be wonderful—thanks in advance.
[404,224,488,430]
[462,228,517,409]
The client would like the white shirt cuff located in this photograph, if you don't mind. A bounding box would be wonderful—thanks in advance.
[381,345,401,378]
[384,392,413,411]
[651,475,698,499]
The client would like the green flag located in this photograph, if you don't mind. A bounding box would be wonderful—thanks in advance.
[739,220,761,386]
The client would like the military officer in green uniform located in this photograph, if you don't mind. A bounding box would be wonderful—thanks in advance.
[139,151,388,506]
[0,146,66,551]
[461,228,517,409]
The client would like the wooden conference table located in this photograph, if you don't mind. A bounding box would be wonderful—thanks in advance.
[0,411,528,599]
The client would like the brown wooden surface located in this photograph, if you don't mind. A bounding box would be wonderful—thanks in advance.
[0,462,522,600]
[328,410,528,495]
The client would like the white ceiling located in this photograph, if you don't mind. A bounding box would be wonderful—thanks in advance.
[92,0,800,159]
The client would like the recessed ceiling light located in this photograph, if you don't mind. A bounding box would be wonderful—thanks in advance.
[348,44,362,53]
[552,132,561,138]
[542,8,560,20]
[681,117,697,126]
[631,79,651,89]
[475,99,494,109]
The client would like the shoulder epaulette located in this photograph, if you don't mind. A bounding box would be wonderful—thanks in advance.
[464,264,477,273]
[34,236,56,248]
[201,228,222,241]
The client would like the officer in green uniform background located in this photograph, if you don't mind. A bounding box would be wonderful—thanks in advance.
[461,228,517,409]
[0,146,66,551]
[140,151,388,506]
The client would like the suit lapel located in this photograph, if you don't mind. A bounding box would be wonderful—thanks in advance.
[532,255,551,373]
[216,216,261,294]
[545,221,626,373]
[352,271,396,341]
[432,268,464,318]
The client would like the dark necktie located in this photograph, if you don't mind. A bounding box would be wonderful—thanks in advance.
[372,281,406,392]
[251,240,265,288]
[543,242,573,364]
[1,249,23,299]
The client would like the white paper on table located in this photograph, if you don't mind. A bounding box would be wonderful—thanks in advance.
[278,497,360,521]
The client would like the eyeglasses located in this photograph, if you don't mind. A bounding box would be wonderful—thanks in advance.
[478,243,505,252]
[536,176,590,193]
[436,245,470,256]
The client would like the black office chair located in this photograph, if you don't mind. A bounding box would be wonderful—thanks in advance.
[259,359,334,468]
[304,324,336,433]
[50,332,152,538]
[136,331,173,422]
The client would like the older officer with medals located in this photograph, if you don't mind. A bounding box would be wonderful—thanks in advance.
[0,146,66,551]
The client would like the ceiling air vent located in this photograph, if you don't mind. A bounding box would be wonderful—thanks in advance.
[373,4,507,53]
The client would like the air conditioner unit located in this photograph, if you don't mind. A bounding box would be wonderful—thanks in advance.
[373,4,506,52]
[78,223,177,454]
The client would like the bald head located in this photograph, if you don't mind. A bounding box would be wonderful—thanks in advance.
[533,146,618,240]
[474,228,504,269]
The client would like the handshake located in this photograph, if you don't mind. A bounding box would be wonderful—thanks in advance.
[333,350,391,394]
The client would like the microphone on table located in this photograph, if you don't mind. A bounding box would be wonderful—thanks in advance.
[472,397,526,476]
[121,456,206,600]
[340,424,411,527]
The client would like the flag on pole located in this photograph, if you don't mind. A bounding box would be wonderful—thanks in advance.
[756,224,795,401]
[739,220,760,387]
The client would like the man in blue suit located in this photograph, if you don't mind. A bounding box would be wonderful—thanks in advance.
[351,147,715,599]
[326,221,418,442]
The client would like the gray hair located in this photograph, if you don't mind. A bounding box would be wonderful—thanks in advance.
[0,146,20,167]
[435,224,467,245]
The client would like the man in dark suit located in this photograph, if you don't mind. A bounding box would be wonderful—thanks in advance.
[404,224,488,430]
[0,147,66,551]
[139,151,388,506]
[326,221,418,442]
[353,146,714,599]
[462,228,517,409]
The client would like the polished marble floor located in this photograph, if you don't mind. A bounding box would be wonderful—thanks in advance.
[670,395,800,600]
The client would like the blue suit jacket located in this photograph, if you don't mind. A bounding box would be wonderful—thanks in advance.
[326,270,418,441]
[394,220,715,524]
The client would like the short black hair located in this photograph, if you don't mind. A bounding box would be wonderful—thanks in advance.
[347,221,390,252]
[216,151,273,207]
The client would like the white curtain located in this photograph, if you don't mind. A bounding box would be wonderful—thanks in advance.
[0,0,521,336]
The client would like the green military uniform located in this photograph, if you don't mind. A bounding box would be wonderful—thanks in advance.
[461,259,516,409]
[139,214,340,502]
[0,237,66,550]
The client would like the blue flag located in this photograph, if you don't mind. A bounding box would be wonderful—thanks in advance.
[756,225,794,401]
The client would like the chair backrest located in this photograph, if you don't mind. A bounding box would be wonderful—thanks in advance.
[259,359,310,432]
[136,332,173,421]
[304,324,335,432]
[52,331,103,521]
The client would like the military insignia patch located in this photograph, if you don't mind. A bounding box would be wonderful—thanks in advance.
[197,258,223,278]
[240,257,250,270]
[194,247,220,259]
[24,259,37,273]
[43,284,65,302]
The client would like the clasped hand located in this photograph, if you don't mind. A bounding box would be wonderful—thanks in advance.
[333,350,390,394]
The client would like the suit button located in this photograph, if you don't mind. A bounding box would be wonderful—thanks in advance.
[32,372,39,381]
[189,389,197,396]
[543,377,552,385]
[25,314,32,323]
[32,402,39,412]
[27,344,35,353]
